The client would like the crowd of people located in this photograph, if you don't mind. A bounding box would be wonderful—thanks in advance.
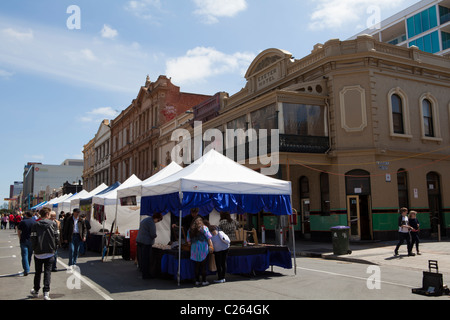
[136,210,239,285]
[6,207,91,300]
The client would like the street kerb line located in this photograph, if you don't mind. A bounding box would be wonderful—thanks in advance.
[57,259,114,300]
[296,266,416,289]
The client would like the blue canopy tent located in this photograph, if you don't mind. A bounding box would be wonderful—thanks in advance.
[31,201,48,211]
[140,149,294,285]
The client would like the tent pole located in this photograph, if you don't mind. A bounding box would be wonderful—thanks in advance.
[178,208,182,287]
[112,197,119,261]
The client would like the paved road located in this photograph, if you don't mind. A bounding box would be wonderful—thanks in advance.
[1,229,448,302]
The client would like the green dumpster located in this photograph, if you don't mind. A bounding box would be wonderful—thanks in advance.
[330,226,352,255]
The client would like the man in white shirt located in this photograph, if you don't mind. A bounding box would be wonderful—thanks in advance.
[394,208,415,256]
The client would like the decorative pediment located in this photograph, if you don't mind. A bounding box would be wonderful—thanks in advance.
[244,48,293,94]
[245,48,292,80]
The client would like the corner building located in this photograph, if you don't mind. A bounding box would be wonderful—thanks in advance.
[193,36,450,241]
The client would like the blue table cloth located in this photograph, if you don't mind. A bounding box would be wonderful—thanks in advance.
[160,245,292,281]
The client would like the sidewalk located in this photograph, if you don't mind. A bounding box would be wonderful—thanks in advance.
[290,238,450,275]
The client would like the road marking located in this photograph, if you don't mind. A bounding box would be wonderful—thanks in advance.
[0,255,16,259]
[57,259,114,300]
[297,266,415,289]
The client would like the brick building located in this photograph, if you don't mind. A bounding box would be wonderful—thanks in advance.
[110,75,211,183]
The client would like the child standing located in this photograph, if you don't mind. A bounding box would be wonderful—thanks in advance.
[409,211,421,255]
[209,225,231,283]
[187,217,213,286]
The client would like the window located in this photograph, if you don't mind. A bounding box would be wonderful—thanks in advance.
[419,94,441,141]
[409,31,441,53]
[250,104,277,131]
[282,103,326,136]
[422,99,434,137]
[300,176,310,199]
[388,88,411,138]
[407,6,438,38]
[391,94,405,134]
[397,170,409,209]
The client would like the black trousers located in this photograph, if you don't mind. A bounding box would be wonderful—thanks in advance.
[410,232,420,252]
[195,257,208,282]
[395,232,412,254]
[137,243,153,279]
[214,250,229,280]
[34,256,55,293]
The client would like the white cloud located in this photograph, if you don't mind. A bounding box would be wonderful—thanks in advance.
[166,47,254,85]
[125,0,162,22]
[193,0,248,24]
[80,107,120,123]
[308,0,405,31]
[2,27,33,41]
[0,69,14,79]
[101,24,118,39]
[0,15,161,93]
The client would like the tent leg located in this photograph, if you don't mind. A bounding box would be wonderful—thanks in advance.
[178,209,182,287]
[291,223,297,276]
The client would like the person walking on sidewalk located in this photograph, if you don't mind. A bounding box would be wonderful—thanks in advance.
[394,207,415,257]
[30,207,59,300]
[409,210,421,255]
[17,211,36,276]
[63,208,87,268]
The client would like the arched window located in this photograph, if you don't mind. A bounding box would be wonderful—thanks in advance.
[388,88,411,138]
[422,99,434,137]
[397,169,409,209]
[391,94,404,134]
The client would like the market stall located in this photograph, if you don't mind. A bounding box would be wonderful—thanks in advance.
[140,149,294,285]
[117,162,183,248]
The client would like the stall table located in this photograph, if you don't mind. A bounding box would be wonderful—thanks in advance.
[152,243,292,281]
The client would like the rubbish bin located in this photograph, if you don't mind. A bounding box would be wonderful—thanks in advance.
[330,226,352,255]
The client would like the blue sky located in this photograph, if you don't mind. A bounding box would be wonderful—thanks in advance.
[0,0,420,207]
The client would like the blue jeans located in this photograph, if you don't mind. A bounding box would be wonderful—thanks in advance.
[20,240,33,274]
[69,234,82,266]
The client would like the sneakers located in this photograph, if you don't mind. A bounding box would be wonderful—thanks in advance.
[202,281,209,286]
[30,289,38,298]
[30,289,51,300]
[195,281,210,286]
[214,279,226,283]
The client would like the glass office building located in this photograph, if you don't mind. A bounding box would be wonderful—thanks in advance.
[351,0,450,57]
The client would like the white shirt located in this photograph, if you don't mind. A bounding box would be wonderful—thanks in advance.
[73,216,79,233]
[399,216,410,233]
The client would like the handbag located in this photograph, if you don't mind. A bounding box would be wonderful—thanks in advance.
[208,253,217,272]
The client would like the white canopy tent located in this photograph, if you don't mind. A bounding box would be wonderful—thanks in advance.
[60,190,90,214]
[139,149,294,285]
[45,193,73,211]
[92,175,142,235]
[117,162,184,246]
[70,183,108,211]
